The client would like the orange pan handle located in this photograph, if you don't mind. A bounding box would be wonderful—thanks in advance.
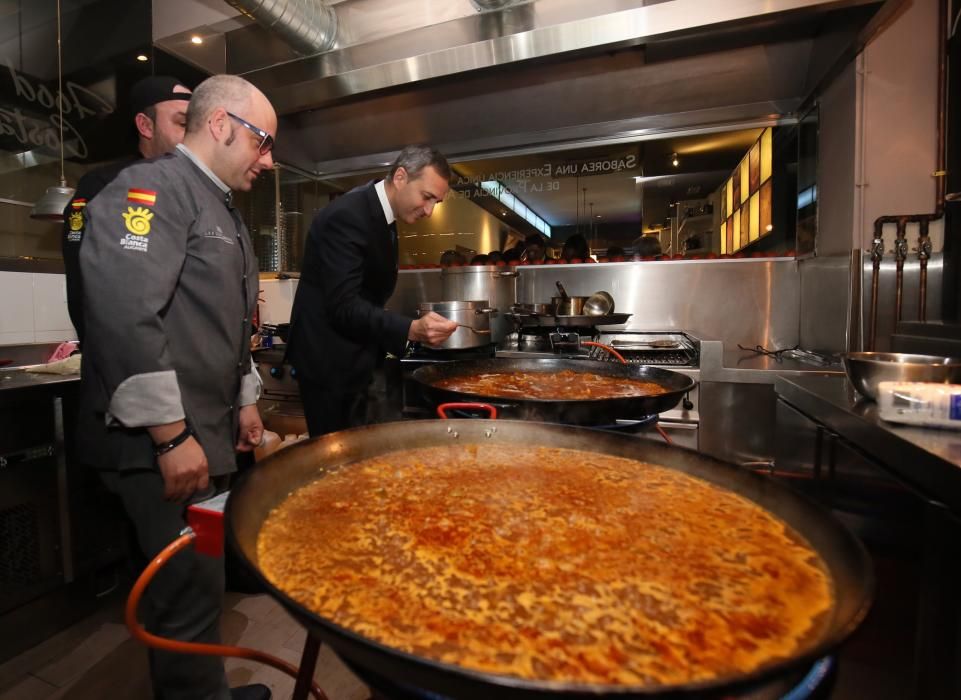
[436,402,498,419]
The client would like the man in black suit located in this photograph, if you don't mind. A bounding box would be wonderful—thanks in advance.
[286,144,458,436]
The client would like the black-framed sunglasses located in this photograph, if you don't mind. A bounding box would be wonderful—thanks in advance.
[226,111,274,155]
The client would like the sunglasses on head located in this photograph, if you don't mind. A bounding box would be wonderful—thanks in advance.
[226,111,274,155]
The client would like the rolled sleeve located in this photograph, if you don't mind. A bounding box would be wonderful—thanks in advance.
[106,370,184,427]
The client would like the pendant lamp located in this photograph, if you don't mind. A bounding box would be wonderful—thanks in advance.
[30,0,74,221]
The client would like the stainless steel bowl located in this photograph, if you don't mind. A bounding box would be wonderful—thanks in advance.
[584,290,615,316]
[841,352,961,400]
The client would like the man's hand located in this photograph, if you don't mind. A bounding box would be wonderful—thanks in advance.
[236,404,264,452]
[157,438,209,502]
[408,312,458,346]
[149,421,209,502]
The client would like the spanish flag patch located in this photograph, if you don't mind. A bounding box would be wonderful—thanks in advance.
[71,198,86,209]
[127,188,157,206]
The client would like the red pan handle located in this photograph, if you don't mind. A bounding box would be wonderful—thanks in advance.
[436,402,498,419]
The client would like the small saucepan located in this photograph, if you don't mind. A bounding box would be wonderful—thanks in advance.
[551,281,589,315]
[418,300,496,350]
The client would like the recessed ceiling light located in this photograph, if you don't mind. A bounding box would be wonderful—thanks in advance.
[190,35,203,45]
[136,54,148,62]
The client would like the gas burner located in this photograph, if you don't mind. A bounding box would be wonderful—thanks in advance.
[590,331,700,367]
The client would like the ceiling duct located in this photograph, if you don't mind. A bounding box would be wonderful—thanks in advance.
[224,0,337,55]
[470,0,525,10]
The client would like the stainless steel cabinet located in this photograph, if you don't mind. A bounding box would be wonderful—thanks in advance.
[774,397,961,700]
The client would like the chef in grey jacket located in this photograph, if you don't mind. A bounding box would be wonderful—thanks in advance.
[78,75,277,700]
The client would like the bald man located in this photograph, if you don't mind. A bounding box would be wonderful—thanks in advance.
[78,74,276,700]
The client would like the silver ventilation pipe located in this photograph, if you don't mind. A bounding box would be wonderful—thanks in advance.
[469,0,525,11]
[225,0,337,55]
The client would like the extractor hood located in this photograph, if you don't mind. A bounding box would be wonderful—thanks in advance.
[234,0,902,115]
[158,0,905,172]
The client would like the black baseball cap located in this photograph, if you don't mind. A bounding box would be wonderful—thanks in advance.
[129,75,191,117]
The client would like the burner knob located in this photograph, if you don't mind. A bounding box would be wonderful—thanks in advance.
[269,366,284,379]
[289,366,297,379]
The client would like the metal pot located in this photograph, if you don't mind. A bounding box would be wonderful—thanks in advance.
[441,266,518,344]
[417,300,494,350]
[510,302,553,316]
[226,419,874,700]
[552,280,589,315]
[551,295,589,315]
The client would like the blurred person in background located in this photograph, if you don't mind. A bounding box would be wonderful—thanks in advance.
[440,249,467,265]
[633,235,663,259]
[606,245,625,258]
[561,233,590,261]
[522,233,546,262]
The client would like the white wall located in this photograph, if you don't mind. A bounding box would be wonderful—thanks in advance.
[0,271,76,345]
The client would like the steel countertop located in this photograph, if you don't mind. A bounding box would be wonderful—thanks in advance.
[775,374,961,515]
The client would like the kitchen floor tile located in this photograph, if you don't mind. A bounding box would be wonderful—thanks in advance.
[0,676,59,700]
[232,593,282,624]
[32,623,129,688]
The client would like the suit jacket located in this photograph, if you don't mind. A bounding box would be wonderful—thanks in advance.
[286,182,411,391]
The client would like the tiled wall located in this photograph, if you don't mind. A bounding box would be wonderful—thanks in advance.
[0,271,76,346]
[258,277,298,326]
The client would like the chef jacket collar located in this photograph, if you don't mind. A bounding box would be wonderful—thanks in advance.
[176,143,232,205]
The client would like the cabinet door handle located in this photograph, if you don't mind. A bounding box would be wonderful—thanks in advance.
[656,420,698,431]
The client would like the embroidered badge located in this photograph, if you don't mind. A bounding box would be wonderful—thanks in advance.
[127,188,157,206]
[65,199,86,242]
[122,206,153,235]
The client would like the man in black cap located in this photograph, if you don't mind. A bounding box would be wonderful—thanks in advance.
[62,75,192,345]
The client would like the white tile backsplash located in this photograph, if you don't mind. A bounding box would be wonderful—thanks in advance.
[0,271,35,337]
[33,273,74,334]
[0,330,36,345]
[258,277,298,325]
[0,271,77,345]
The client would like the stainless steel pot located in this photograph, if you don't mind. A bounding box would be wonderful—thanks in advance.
[551,280,588,315]
[551,295,588,315]
[417,300,495,349]
[440,266,518,344]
